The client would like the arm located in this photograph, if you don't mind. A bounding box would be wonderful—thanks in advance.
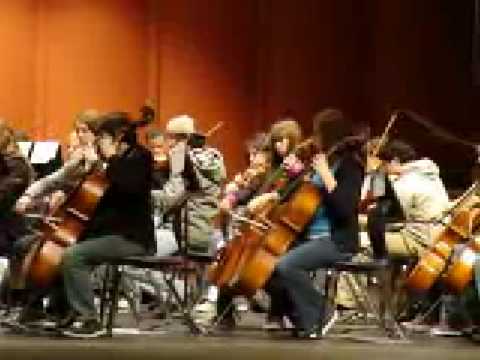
[151,175,186,214]
[0,156,32,201]
[317,156,363,220]
[23,158,83,199]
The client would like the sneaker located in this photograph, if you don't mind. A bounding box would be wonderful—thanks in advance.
[294,324,323,340]
[55,311,78,330]
[61,319,106,338]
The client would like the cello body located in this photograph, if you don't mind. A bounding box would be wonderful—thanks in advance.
[406,185,480,293]
[208,181,321,296]
[28,170,109,287]
[442,210,480,293]
[209,136,364,296]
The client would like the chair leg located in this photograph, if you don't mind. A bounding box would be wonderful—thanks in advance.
[106,265,121,337]
[343,273,372,319]
[379,267,407,339]
[120,275,142,327]
[99,265,111,326]
[322,271,339,336]
[164,270,204,335]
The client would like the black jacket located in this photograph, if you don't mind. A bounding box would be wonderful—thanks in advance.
[323,152,364,254]
[84,144,155,253]
[0,154,33,256]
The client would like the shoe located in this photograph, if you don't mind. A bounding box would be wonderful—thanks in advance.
[294,324,323,340]
[61,319,106,338]
[56,311,78,330]
[212,315,236,331]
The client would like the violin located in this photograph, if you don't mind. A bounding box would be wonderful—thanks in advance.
[153,121,224,173]
[234,163,269,189]
[358,112,399,212]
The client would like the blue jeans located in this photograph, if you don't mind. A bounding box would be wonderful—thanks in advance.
[273,237,351,330]
[62,235,146,320]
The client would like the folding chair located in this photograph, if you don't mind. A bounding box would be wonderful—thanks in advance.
[100,192,213,336]
[323,258,407,340]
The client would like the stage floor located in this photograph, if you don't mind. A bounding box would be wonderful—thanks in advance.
[1,313,479,360]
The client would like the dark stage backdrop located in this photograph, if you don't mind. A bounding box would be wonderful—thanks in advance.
[0,0,478,185]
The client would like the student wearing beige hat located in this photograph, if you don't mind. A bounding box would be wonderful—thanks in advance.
[151,114,226,255]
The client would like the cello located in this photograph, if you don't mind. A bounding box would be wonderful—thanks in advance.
[406,181,480,293]
[207,138,317,292]
[25,105,155,287]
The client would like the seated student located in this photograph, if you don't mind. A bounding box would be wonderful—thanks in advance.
[0,123,34,306]
[13,111,154,336]
[220,132,272,214]
[0,123,35,258]
[152,115,226,256]
[266,109,364,339]
[5,116,100,325]
[214,119,304,330]
[367,140,450,261]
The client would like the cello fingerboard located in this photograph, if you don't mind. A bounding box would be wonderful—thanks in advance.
[65,207,89,222]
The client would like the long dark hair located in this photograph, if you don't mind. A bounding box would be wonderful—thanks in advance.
[96,106,154,146]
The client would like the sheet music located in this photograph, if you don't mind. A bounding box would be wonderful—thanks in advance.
[29,141,60,164]
[17,141,33,159]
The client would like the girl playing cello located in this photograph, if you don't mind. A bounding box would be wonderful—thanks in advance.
[265,108,365,339]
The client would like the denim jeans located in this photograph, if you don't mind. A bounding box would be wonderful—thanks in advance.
[273,236,351,330]
[61,235,146,320]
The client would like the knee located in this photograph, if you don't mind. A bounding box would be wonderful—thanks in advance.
[61,247,84,270]
[275,258,292,277]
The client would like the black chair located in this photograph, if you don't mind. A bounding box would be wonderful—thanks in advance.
[323,258,407,340]
[100,193,213,336]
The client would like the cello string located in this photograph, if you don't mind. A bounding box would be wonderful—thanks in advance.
[227,210,269,231]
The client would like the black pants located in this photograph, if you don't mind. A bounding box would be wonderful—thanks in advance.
[367,198,402,259]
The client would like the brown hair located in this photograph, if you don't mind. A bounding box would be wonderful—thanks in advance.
[378,139,417,163]
[0,123,19,155]
[269,118,302,152]
[246,132,271,154]
[312,108,352,150]
[74,109,101,134]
